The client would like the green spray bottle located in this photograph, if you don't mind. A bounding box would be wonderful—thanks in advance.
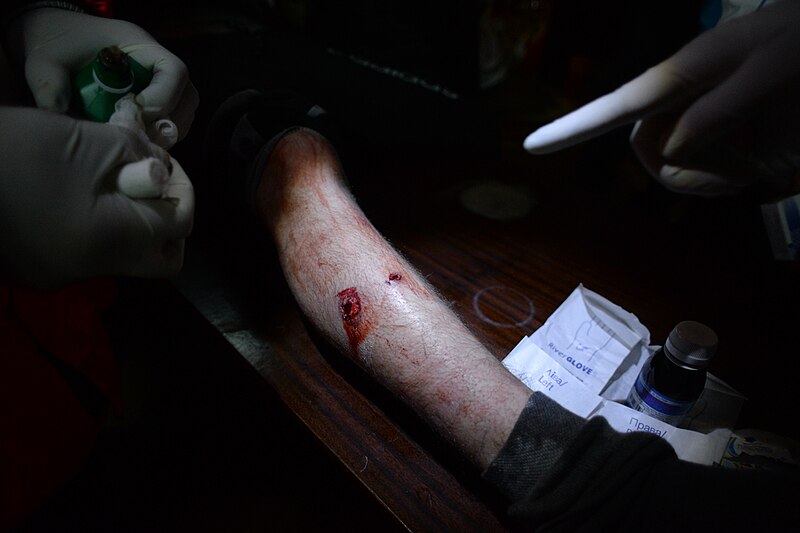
[72,45,152,122]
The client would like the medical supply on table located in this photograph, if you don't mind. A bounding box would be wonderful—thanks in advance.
[503,286,741,465]
[627,321,718,427]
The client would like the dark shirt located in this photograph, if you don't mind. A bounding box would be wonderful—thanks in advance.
[484,392,798,531]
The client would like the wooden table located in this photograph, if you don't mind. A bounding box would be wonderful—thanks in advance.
[174,90,800,529]
[137,12,800,527]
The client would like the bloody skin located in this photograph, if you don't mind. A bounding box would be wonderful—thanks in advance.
[338,273,402,357]
[337,287,369,358]
[259,129,532,469]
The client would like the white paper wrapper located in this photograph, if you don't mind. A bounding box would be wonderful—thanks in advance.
[503,284,746,465]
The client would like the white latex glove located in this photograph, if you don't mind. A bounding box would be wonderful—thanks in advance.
[523,0,800,197]
[0,106,194,288]
[4,7,198,143]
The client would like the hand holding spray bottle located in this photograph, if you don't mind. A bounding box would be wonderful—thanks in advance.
[73,46,177,199]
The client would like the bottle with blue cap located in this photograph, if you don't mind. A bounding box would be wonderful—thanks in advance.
[627,321,718,427]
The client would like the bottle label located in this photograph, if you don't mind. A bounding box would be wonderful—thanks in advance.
[627,372,695,426]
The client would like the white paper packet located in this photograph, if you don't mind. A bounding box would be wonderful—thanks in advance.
[503,284,746,464]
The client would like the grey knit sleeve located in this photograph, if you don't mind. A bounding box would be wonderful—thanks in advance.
[483,392,675,529]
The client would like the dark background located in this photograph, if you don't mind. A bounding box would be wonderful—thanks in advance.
[17,1,800,531]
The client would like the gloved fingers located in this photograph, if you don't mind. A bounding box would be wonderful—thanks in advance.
[24,57,72,112]
[127,44,194,125]
[127,158,195,278]
[118,238,187,279]
[632,116,759,196]
[666,14,749,85]
[662,61,779,162]
[134,157,195,241]
[671,0,800,79]
[634,94,800,192]
[109,94,146,132]
[113,123,171,168]
[118,202,191,278]
[659,2,800,160]
[110,93,179,149]
[629,115,676,181]
[522,2,783,157]
[152,238,186,277]
[164,81,200,141]
[87,199,189,280]
[143,82,199,147]
[162,157,195,234]
[146,119,179,149]
[655,166,752,197]
[749,135,800,193]
[523,62,695,154]
[100,159,193,278]
[117,158,171,198]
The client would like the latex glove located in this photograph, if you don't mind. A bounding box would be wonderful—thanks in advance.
[4,7,198,143]
[0,106,194,288]
[523,0,800,197]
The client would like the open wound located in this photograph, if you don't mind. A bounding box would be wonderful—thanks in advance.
[337,287,370,358]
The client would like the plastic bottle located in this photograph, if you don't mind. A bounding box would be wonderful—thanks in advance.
[627,321,718,427]
[72,45,152,122]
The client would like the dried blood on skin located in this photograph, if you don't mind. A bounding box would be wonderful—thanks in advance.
[339,287,361,321]
[386,270,430,299]
[337,287,369,358]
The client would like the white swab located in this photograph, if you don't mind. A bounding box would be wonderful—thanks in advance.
[117,157,170,198]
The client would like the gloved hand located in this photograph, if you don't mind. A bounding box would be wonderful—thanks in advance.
[0,106,194,288]
[523,0,800,197]
[4,7,199,143]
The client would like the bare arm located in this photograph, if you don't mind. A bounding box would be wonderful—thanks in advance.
[255,129,531,469]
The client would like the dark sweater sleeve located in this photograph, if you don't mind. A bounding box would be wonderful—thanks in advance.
[484,392,799,532]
